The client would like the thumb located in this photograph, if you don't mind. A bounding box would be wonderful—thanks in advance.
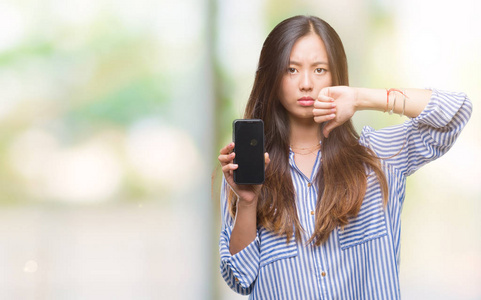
[323,120,337,138]
[320,87,330,97]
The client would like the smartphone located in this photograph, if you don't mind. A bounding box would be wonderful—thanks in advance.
[233,119,265,185]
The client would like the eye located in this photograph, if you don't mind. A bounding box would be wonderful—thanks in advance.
[315,68,327,74]
[287,67,298,74]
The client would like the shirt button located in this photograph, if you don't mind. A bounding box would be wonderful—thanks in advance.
[310,210,315,215]
[307,183,312,187]
[235,277,239,282]
[321,271,326,277]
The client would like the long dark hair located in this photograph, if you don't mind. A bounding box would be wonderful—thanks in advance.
[229,15,388,246]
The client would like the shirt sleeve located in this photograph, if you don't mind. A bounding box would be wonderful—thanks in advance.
[219,177,260,295]
[359,88,472,177]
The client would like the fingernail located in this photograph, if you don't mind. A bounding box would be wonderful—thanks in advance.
[331,108,336,113]
[330,114,336,118]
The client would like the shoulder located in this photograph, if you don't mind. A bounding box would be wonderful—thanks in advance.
[358,124,407,160]
[359,125,377,148]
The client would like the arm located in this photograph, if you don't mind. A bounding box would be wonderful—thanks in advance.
[217,143,270,293]
[313,86,433,138]
[218,142,268,255]
[355,88,432,118]
[314,87,473,176]
[230,198,258,255]
[360,88,472,176]
[218,179,259,294]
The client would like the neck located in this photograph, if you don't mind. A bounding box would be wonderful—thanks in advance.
[289,118,321,148]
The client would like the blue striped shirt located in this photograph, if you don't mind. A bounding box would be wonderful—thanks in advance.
[219,89,472,299]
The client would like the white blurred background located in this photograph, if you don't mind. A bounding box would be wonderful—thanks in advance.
[0,0,479,299]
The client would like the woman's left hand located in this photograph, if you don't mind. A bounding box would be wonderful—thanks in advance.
[313,86,358,138]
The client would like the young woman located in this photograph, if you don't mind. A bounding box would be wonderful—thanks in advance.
[217,15,472,299]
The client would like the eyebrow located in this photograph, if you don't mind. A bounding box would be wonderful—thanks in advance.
[289,61,329,66]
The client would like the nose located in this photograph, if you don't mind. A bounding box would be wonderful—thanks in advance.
[299,71,313,92]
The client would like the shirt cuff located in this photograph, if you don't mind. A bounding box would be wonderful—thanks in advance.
[219,226,260,289]
[412,88,468,128]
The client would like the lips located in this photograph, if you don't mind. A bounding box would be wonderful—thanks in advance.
[298,96,315,107]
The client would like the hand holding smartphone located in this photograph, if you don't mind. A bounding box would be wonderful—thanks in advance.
[233,119,265,185]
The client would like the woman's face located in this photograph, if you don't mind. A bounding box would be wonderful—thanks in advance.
[279,33,332,123]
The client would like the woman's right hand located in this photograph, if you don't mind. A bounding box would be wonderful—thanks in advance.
[218,142,270,205]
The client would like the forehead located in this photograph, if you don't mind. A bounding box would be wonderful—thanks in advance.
[289,33,328,63]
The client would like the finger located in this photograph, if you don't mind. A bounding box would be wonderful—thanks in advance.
[314,114,336,124]
[222,163,238,174]
[313,108,336,117]
[313,99,335,109]
[219,142,235,155]
[316,93,334,103]
[218,152,235,165]
[223,170,236,187]
[264,152,270,166]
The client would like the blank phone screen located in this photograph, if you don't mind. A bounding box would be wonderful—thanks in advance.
[233,119,265,185]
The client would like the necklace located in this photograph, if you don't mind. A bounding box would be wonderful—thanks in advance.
[290,143,320,155]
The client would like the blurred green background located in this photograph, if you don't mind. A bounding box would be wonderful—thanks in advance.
[0,0,479,299]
